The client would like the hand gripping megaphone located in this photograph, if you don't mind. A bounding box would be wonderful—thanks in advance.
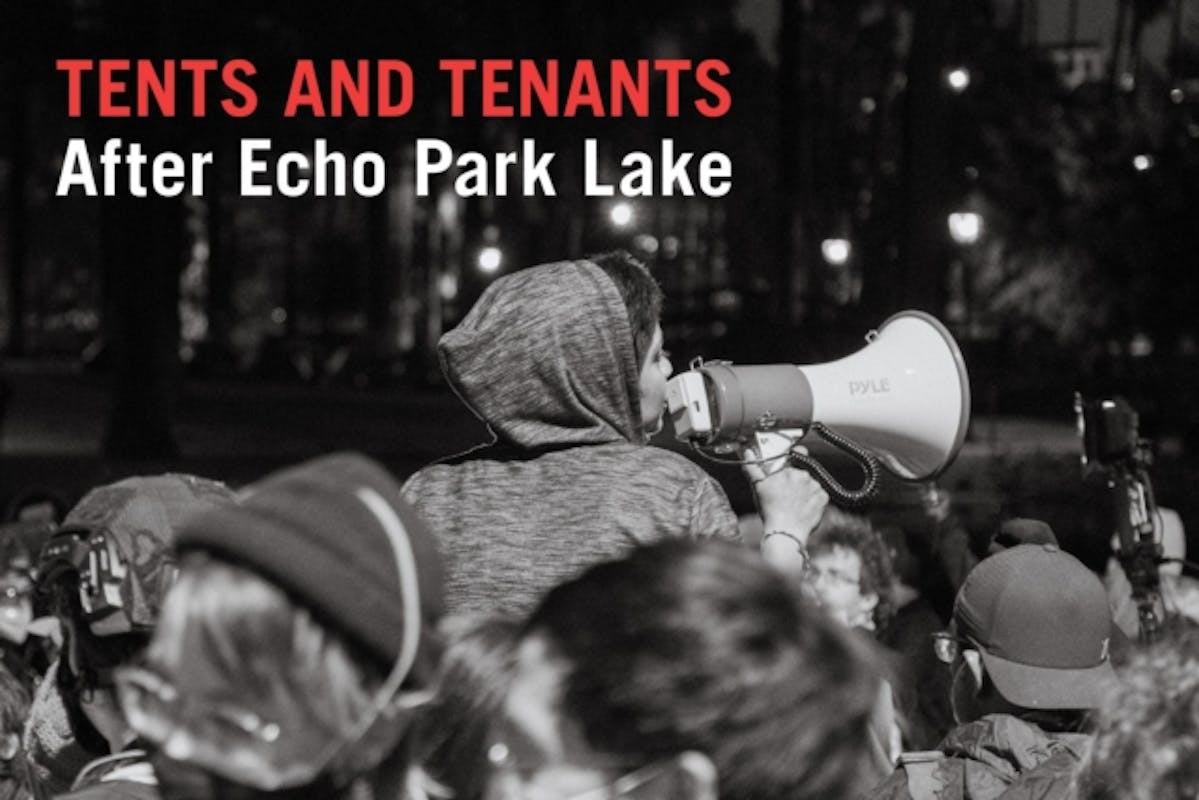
[666,311,971,504]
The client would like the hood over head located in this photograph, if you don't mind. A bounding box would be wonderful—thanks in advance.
[439,260,644,447]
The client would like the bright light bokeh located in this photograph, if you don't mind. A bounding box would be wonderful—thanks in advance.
[609,202,634,227]
[438,273,459,300]
[946,67,971,93]
[478,246,503,274]
[947,212,983,245]
[821,238,852,266]
[633,233,659,254]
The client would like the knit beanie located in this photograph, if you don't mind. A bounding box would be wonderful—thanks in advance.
[176,452,444,687]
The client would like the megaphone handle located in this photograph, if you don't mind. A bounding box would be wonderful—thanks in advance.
[788,423,882,506]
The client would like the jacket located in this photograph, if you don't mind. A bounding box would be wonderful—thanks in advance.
[53,750,160,800]
[865,714,1089,800]
[402,260,740,618]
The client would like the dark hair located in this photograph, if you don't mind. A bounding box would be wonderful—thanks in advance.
[30,564,156,764]
[0,663,29,736]
[525,539,879,800]
[45,573,148,695]
[0,664,30,794]
[45,574,130,755]
[586,250,663,368]
[416,617,520,800]
[809,509,895,630]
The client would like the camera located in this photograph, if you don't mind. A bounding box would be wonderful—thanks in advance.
[1074,394,1144,469]
[1075,393,1164,642]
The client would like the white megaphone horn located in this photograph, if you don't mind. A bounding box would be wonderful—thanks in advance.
[666,310,971,503]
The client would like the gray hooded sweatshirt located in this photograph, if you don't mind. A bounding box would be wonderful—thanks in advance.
[402,260,740,618]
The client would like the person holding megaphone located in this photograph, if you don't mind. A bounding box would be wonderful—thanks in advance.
[401,251,830,618]
[665,310,971,499]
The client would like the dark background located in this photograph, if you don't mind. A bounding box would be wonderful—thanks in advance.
[1,0,1197,567]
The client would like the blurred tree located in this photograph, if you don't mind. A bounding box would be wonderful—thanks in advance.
[777,0,911,332]
[939,1,1199,426]
[0,2,73,357]
[953,11,1196,351]
[897,0,956,317]
[96,1,186,458]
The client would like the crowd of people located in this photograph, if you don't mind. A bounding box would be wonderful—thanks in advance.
[0,251,1193,800]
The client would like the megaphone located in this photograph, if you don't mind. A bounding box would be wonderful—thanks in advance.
[666,310,970,503]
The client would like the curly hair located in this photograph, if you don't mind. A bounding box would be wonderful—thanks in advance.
[808,508,895,631]
[1076,628,1199,800]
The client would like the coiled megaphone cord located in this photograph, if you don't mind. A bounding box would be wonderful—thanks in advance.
[688,423,882,505]
[788,423,881,506]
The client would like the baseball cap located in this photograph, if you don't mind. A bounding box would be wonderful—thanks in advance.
[954,543,1117,710]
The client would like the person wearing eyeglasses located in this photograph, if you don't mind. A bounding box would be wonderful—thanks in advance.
[806,509,895,633]
[486,538,882,800]
[866,543,1119,800]
[0,519,58,696]
[22,474,235,800]
[102,453,445,800]
[804,510,902,780]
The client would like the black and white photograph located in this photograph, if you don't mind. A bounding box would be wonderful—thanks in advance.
[1,1,1198,798]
